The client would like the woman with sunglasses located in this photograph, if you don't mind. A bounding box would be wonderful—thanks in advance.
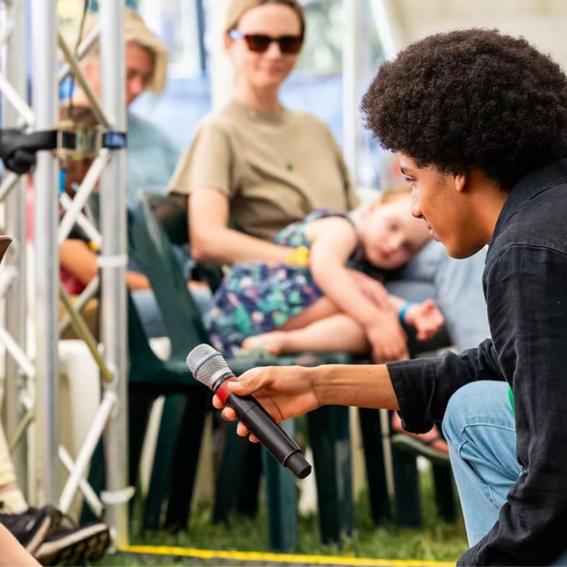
[168,0,359,266]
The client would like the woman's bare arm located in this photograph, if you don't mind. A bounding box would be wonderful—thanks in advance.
[59,239,150,290]
[189,188,293,264]
[308,217,385,326]
[308,218,409,361]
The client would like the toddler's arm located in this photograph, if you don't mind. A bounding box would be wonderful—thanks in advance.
[308,218,408,361]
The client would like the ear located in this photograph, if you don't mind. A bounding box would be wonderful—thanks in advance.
[453,171,468,194]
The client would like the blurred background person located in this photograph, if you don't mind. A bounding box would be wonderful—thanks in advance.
[169,0,359,266]
[167,0,412,356]
[0,236,109,563]
[0,524,39,566]
[61,8,178,209]
[59,8,184,338]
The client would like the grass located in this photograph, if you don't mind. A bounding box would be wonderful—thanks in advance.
[94,463,468,566]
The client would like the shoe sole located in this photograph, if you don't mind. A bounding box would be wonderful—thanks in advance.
[34,524,110,565]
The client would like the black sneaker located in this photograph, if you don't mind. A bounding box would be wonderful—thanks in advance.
[33,521,110,565]
[0,505,61,554]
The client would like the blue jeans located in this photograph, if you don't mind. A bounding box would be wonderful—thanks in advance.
[442,381,567,564]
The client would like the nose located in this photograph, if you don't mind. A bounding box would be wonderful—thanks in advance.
[410,197,423,220]
[385,232,404,254]
[264,40,283,59]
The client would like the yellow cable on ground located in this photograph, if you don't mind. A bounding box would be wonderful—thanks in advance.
[118,545,454,567]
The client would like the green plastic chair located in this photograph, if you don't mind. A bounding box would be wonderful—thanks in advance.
[129,196,354,548]
[79,199,209,530]
[132,195,456,540]
[358,329,457,529]
[387,330,457,527]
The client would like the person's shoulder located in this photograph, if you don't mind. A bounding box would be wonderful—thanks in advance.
[194,105,238,138]
[495,185,567,253]
[128,111,167,137]
[128,111,178,151]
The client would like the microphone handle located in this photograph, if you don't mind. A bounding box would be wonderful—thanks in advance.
[227,392,312,480]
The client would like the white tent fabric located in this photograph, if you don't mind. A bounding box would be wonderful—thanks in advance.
[374,0,567,69]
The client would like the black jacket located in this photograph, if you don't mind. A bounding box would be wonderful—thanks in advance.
[387,158,567,565]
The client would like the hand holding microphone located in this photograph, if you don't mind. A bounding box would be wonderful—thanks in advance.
[187,344,314,479]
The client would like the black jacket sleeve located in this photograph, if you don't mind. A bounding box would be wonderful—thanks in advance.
[386,339,504,433]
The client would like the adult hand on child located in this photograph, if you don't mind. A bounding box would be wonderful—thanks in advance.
[406,299,445,341]
[366,310,409,362]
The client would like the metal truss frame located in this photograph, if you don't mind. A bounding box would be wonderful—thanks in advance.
[0,0,129,544]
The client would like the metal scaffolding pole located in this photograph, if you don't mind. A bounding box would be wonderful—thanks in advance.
[99,0,129,545]
[31,0,60,504]
[1,0,29,491]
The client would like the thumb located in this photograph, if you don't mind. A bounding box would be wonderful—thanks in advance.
[228,367,264,394]
[422,299,435,311]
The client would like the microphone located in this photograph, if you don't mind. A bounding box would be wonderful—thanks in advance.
[187,344,312,479]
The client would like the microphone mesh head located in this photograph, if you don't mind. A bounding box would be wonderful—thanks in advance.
[186,344,231,389]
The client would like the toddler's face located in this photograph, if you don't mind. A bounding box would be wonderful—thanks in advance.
[359,197,431,270]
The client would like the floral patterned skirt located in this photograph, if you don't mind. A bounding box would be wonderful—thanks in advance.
[206,262,322,356]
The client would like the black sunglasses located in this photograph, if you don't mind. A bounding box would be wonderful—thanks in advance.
[229,30,303,55]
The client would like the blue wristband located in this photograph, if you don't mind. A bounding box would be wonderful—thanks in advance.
[398,301,413,324]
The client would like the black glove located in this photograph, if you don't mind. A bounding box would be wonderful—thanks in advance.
[0,128,38,174]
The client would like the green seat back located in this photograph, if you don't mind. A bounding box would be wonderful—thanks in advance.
[128,196,210,360]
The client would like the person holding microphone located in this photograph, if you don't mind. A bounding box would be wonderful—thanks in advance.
[213,29,567,566]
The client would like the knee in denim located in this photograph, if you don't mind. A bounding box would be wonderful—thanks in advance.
[442,381,508,442]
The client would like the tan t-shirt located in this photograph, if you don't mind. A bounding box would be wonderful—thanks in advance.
[168,99,358,241]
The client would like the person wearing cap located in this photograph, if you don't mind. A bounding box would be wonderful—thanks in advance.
[59,8,183,339]
[168,0,359,266]
[61,8,179,209]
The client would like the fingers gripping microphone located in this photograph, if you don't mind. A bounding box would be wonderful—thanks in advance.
[187,344,312,479]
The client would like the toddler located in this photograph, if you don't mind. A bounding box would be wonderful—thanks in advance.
[207,189,444,358]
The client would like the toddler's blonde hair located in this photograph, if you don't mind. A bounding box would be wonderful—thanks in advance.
[377,185,412,205]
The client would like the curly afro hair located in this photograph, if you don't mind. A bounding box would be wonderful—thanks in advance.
[361,29,567,191]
